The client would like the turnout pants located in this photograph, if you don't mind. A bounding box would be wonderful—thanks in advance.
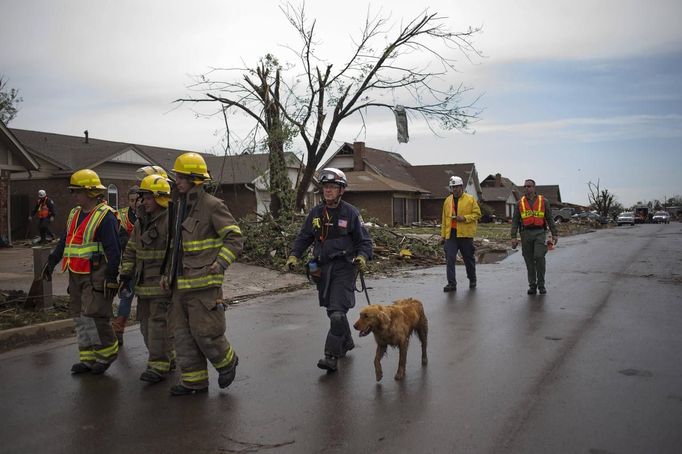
[137,296,173,376]
[171,285,236,389]
[520,229,548,287]
[68,267,118,365]
[444,230,476,285]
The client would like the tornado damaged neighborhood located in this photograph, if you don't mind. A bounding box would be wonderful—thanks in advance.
[1,1,681,453]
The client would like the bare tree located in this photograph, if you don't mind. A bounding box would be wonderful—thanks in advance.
[0,76,23,124]
[588,180,615,219]
[178,3,482,213]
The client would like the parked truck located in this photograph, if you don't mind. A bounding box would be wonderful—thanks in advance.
[634,205,649,223]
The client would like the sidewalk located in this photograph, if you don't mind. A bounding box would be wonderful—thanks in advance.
[0,245,308,300]
[0,245,308,349]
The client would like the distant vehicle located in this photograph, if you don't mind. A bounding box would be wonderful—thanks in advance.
[572,211,607,224]
[652,211,670,224]
[617,211,635,226]
[554,207,576,223]
[634,205,649,223]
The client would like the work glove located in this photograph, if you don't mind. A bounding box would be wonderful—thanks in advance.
[284,256,299,271]
[511,238,519,249]
[353,255,367,272]
[104,279,119,300]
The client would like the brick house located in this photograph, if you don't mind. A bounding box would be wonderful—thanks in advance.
[320,142,481,225]
[0,122,40,243]
[407,163,482,222]
[7,128,310,240]
[321,142,429,225]
[480,173,520,219]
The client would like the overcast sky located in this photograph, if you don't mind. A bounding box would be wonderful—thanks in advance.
[2,0,681,207]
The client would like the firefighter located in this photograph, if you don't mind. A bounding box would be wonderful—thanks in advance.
[43,169,121,374]
[161,152,243,396]
[112,185,141,345]
[120,174,173,383]
[112,166,170,344]
[285,168,373,373]
[28,189,56,243]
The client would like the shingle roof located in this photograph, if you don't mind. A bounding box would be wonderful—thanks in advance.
[481,174,519,191]
[11,128,143,171]
[481,186,516,202]
[408,164,477,199]
[345,171,429,193]
[10,128,302,185]
[535,185,562,205]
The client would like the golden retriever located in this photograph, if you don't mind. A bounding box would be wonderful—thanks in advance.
[353,298,428,381]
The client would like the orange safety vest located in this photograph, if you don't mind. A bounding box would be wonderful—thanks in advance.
[61,203,115,274]
[37,198,50,219]
[119,207,135,235]
[519,195,546,227]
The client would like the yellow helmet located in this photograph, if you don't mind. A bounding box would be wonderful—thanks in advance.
[68,169,106,190]
[138,175,171,208]
[172,152,210,184]
[136,165,168,182]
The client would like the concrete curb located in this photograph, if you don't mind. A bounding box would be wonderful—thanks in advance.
[0,319,75,352]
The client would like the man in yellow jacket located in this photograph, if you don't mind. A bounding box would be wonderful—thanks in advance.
[440,176,481,292]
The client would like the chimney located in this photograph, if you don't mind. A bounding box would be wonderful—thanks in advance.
[353,141,365,171]
[83,130,89,144]
[495,173,502,187]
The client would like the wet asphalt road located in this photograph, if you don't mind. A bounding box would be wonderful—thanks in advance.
[1,223,681,454]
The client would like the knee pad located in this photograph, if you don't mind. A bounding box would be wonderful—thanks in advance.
[329,312,347,337]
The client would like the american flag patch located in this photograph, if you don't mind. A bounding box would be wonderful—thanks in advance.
[338,219,348,228]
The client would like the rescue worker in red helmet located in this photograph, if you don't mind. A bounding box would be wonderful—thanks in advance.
[120,174,174,383]
[285,168,373,373]
[44,169,121,374]
[161,152,244,396]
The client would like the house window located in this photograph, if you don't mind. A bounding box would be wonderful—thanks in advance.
[107,184,118,209]
[393,197,420,226]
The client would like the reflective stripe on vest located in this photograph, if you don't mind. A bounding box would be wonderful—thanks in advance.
[519,195,546,227]
[38,198,50,219]
[61,203,113,274]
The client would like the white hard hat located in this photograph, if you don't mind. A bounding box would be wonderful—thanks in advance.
[38,190,47,198]
[448,176,464,187]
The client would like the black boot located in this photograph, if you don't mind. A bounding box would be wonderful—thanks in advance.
[317,355,338,372]
[170,384,208,396]
[90,362,110,375]
[140,370,165,384]
[218,356,239,389]
[339,340,355,358]
[538,286,547,294]
[443,283,457,292]
[71,362,92,374]
[469,279,477,289]
[527,285,537,295]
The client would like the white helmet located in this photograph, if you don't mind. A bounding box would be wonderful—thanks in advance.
[319,168,348,187]
[38,190,47,198]
[448,176,464,188]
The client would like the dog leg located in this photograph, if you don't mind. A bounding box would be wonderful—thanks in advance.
[417,317,428,366]
[395,340,409,380]
[374,344,386,382]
